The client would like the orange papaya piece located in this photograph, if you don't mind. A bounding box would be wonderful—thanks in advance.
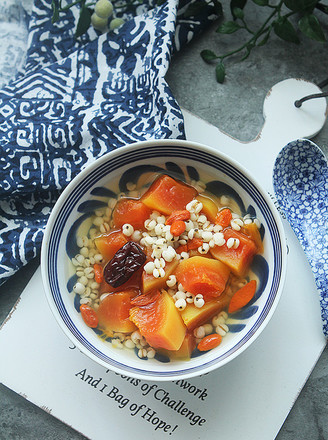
[112,198,151,230]
[180,292,231,330]
[129,290,186,351]
[141,174,198,215]
[95,230,128,262]
[141,259,179,294]
[130,290,161,307]
[242,222,263,253]
[175,256,230,300]
[210,228,257,276]
[158,333,196,360]
[196,194,218,223]
[97,289,138,334]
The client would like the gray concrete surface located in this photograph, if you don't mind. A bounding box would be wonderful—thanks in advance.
[1,3,328,439]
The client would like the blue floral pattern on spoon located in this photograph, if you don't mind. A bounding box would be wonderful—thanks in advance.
[273,139,328,337]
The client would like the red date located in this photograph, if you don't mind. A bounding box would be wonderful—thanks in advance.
[103,241,146,288]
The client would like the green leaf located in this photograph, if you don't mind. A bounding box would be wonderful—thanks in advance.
[215,62,225,84]
[232,7,244,19]
[273,17,300,43]
[51,0,60,23]
[230,0,247,18]
[298,14,326,42]
[252,0,268,6]
[200,49,218,63]
[283,0,317,12]
[75,6,91,38]
[216,21,241,34]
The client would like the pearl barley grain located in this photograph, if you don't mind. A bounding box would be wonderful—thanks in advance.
[194,294,205,308]
[132,230,142,241]
[144,261,155,274]
[73,282,85,295]
[203,323,213,335]
[254,218,261,228]
[227,237,236,249]
[124,339,135,349]
[175,290,186,300]
[153,268,160,278]
[122,224,134,236]
[193,326,205,339]
[175,298,186,310]
[166,275,177,287]
[162,247,176,262]
[147,348,156,359]
[180,252,189,260]
[202,231,213,242]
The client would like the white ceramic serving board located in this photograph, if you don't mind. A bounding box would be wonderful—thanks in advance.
[0,79,327,440]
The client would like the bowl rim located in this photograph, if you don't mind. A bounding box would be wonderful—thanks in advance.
[41,138,287,381]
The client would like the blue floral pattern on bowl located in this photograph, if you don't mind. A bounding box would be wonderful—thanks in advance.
[273,139,328,337]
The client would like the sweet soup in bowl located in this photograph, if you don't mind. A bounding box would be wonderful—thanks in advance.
[74,173,263,358]
[41,139,286,381]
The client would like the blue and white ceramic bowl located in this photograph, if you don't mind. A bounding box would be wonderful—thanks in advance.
[41,139,287,381]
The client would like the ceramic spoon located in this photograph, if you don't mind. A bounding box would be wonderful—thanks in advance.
[273,138,328,337]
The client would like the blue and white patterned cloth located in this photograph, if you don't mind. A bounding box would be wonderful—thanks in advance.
[0,0,218,285]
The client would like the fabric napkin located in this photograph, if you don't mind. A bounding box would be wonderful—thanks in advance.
[0,0,218,286]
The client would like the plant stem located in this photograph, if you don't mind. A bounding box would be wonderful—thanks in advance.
[240,17,254,34]
[219,0,283,61]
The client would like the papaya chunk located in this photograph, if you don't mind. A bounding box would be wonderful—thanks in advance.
[97,289,138,334]
[142,259,179,294]
[141,174,198,215]
[180,292,231,330]
[130,290,161,307]
[112,198,151,230]
[157,333,196,360]
[242,222,264,253]
[175,256,230,300]
[129,290,186,351]
[196,194,218,223]
[95,230,128,262]
[210,228,257,276]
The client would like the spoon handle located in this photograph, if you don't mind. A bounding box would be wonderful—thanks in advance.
[273,139,328,337]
